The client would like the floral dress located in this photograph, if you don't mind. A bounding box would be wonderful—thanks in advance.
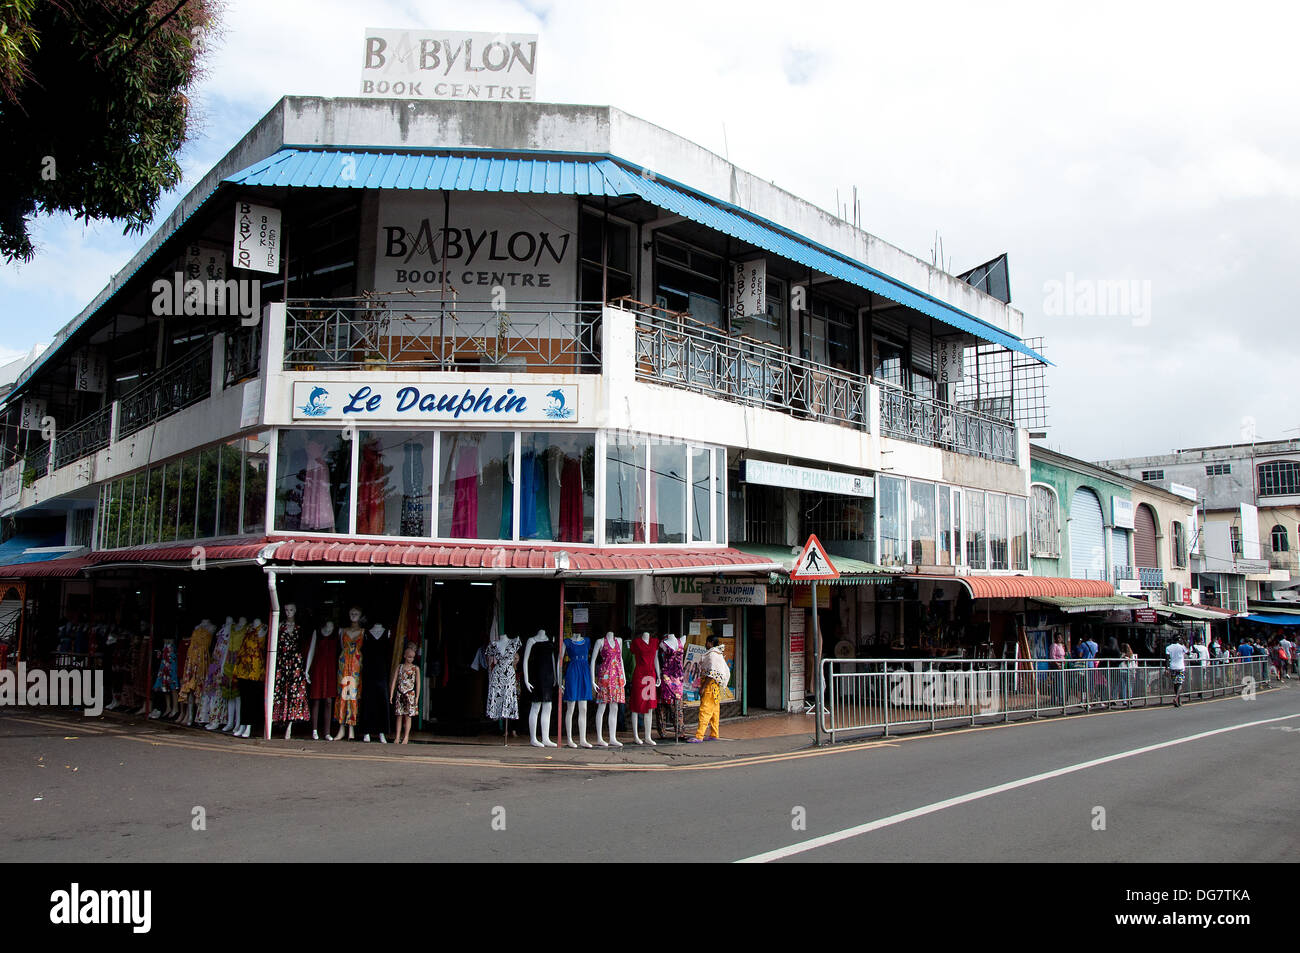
[231,622,267,681]
[393,663,418,717]
[152,641,178,692]
[335,628,364,727]
[220,621,247,701]
[271,621,310,722]
[178,624,213,702]
[656,638,686,737]
[593,637,626,704]
[198,622,232,721]
[485,637,521,720]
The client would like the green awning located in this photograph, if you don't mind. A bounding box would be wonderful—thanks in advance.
[743,544,898,586]
[1157,604,1237,621]
[1032,595,1147,614]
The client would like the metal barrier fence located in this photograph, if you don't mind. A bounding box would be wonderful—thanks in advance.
[820,657,1272,743]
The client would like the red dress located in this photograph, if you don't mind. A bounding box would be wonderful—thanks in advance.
[628,637,660,713]
[308,630,339,700]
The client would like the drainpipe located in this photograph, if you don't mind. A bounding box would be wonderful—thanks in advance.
[264,568,280,741]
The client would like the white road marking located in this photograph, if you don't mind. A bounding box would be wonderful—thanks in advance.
[736,710,1300,863]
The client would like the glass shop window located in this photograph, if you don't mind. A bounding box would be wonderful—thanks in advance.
[651,441,687,544]
[878,475,907,565]
[274,430,351,534]
[357,431,435,537]
[654,236,723,326]
[519,431,595,543]
[438,431,514,541]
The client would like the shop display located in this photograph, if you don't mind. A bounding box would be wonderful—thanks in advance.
[656,633,686,741]
[271,604,311,738]
[231,618,267,739]
[200,617,234,729]
[591,631,625,747]
[333,608,365,740]
[522,629,558,748]
[359,622,394,743]
[561,634,593,748]
[150,638,178,719]
[308,619,338,740]
[177,619,215,726]
[485,633,521,722]
[627,632,661,746]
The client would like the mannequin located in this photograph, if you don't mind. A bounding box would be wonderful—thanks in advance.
[133,621,151,715]
[591,631,626,747]
[627,631,661,745]
[522,629,558,747]
[202,617,234,729]
[561,631,593,748]
[485,631,522,740]
[271,604,311,740]
[333,607,364,741]
[232,618,268,739]
[655,632,687,742]
[359,621,393,743]
[177,619,215,727]
[151,637,179,719]
[221,617,248,732]
[307,619,337,740]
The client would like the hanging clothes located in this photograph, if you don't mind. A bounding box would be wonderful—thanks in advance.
[357,438,387,535]
[451,443,479,538]
[359,628,394,736]
[198,621,232,721]
[400,440,426,536]
[558,456,584,542]
[178,624,213,703]
[628,637,660,713]
[152,641,178,693]
[520,451,552,540]
[301,441,334,531]
[307,627,338,701]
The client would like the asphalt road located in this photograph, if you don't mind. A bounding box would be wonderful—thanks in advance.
[2,685,1297,862]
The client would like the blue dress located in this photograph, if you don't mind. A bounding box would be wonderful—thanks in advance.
[563,637,593,701]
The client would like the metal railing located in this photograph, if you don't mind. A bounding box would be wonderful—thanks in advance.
[52,405,113,470]
[21,441,50,484]
[116,343,213,439]
[626,302,869,431]
[283,298,602,371]
[1113,565,1134,584]
[224,324,262,387]
[1138,566,1164,590]
[820,657,1272,743]
[877,380,1018,464]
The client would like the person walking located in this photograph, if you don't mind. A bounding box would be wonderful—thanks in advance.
[1279,634,1295,679]
[1097,636,1122,708]
[1118,642,1138,707]
[689,636,730,743]
[1165,633,1189,708]
[1076,632,1098,707]
[1049,633,1067,707]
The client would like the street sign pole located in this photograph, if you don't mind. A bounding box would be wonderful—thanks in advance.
[813,580,822,746]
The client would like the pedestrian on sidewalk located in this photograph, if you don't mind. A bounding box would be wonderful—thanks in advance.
[1118,642,1137,707]
[689,636,730,743]
[1191,636,1209,698]
[1165,633,1189,707]
[1279,635,1294,679]
[1049,633,1067,706]
[1076,632,1098,706]
[1097,636,1121,707]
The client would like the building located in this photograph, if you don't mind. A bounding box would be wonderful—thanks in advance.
[1096,440,1300,610]
[0,96,1060,733]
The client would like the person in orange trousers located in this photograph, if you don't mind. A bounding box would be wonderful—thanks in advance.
[690,636,729,742]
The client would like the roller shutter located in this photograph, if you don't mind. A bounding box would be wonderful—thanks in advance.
[1069,487,1105,580]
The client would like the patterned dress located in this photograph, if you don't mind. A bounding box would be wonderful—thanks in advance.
[152,640,178,692]
[656,638,686,737]
[198,622,232,721]
[178,625,213,702]
[221,621,248,701]
[231,622,267,681]
[485,637,521,720]
[593,637,626,704]
[393,663,418,716]
[335,628,364,726]
[271,621,310,722]
[628,637,660,713]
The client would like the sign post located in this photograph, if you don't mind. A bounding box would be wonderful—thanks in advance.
[790,535,839,745]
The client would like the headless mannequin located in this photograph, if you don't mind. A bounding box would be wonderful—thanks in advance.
[491,632,516,741]
[592,631,623,748]
[630,631,663,746]
[150,638,178,719]
[523,629,558,748]
[223,616,249,733]
[332,608,364,741]
[362,622,389,744]
[206,617,235,730]
[281,604,306,741]
[563,635,592,749]
[657,632,684,742]
[180,618,213,726]
[309,620,333,740]
[235,617,265,738]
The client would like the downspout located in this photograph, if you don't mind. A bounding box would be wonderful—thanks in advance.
[264,567,280,740]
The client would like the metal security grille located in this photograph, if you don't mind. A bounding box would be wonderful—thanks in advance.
[744,483,786,546]
[1069,487,1105,580]
[953,336,1048,431]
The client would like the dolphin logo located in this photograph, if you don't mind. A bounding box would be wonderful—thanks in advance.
[300,386,331,417]
[543,387,574,420]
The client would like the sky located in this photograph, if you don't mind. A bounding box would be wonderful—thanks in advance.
[1,0,1297,460]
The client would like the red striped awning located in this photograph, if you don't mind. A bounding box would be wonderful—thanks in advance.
[907,574,1115,599]
[0,556,93,579]
[86,538,272,565]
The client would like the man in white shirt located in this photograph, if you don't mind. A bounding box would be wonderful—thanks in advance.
[1165,634,1189,708]
[1190,637,1210,697]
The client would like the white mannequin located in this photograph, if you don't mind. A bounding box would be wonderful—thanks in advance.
[223,616,249,733]
[235,618,265,738]
[180,618,215,726]
[591,631,623,748]
[630,631,662,746]
[281,604,303,741]
[362,622,388,744]
[523,629,558,748]
[563,634,592,749]
[331,608,364,741]
[205,617,235,730]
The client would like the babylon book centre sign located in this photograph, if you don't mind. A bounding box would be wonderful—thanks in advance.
[360,29,539,101]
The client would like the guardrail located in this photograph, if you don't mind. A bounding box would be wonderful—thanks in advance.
[52,405,113,470]
[116,343,213,439]
[283,298,602,371]
[820,657,1271,743]
[877,380,1018,464]
[224,324,261,387]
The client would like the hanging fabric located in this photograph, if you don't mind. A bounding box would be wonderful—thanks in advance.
[400,440,426,536]
[451,442,479,537]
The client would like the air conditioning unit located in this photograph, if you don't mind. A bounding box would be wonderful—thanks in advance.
[1166,581,1181,604]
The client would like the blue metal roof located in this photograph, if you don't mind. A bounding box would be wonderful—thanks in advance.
[0,533,73,567]
[225,149,1045,363]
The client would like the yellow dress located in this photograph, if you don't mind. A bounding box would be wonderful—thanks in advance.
[178,624,214,701]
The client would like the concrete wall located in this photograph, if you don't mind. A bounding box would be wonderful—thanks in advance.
[1030,454,1129,579]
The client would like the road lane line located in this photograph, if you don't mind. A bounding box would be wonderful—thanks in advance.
[735,710,1300,863]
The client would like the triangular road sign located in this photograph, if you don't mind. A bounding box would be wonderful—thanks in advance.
[791,534,839,580]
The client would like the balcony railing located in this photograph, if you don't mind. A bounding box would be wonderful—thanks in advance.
[282,298,602,372]
[877,381,1018,464]
[116,343,213,439]
[1137,566,1164,590]
[53,405,112,470]
[626,302,869,431]
[1112,565,1135,584]
[224,324,262,388]
[1269,551,1298,573]
[21,441,50,485]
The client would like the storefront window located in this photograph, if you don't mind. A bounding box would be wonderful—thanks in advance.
[988,493,1008,570]
[177,455,197,541]
[1009,496,1029,571]
[438,431,513,540]
[690,447,712,543]
[241,434,269,536]
[652,441,687,544]
[274,430,350,534]
[519,432,595,543]
[654,236,723,326]
[953,488,963,566]
[357,431,433,537]
[878,475,907,565]
[143,467,162,545]
[605,434,647,544]
[965,490,986,569]
[938,485,952,567]
[218,443,242,537]
[910,481,936,565]
[159,461,181,542]
[197,447,218,538]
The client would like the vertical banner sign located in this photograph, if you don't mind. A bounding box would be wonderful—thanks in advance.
[936,337,965,387]
[185,242,227,282]
[19,398,47,430]
[361,29,539,101]
[233,202,281,274]
[74,349,106,393]
[730,258,766,323]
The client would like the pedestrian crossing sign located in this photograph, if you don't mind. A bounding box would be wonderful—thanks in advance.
[791,534,839,580]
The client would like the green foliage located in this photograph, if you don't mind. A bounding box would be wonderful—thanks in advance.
[0,0,218,262]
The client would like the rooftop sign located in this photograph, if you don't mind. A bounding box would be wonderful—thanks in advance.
[361,29,539,101]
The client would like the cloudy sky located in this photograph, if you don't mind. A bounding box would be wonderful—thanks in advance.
[2,0,1297,459]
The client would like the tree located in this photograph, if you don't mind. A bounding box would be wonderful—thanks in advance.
[0,0,218,263]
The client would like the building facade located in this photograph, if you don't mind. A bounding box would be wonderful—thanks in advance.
[0,97,1056,730]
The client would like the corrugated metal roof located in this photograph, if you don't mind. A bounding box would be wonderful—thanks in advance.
[1157,604,1238,621]
[910,574,1115,599]
[0,555,91,578]
[1033,595,1147,613]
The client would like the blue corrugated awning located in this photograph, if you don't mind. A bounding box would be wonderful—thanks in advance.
[226,150,1047,363]
[0,534,76,567]
[1242,613,1300,626]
